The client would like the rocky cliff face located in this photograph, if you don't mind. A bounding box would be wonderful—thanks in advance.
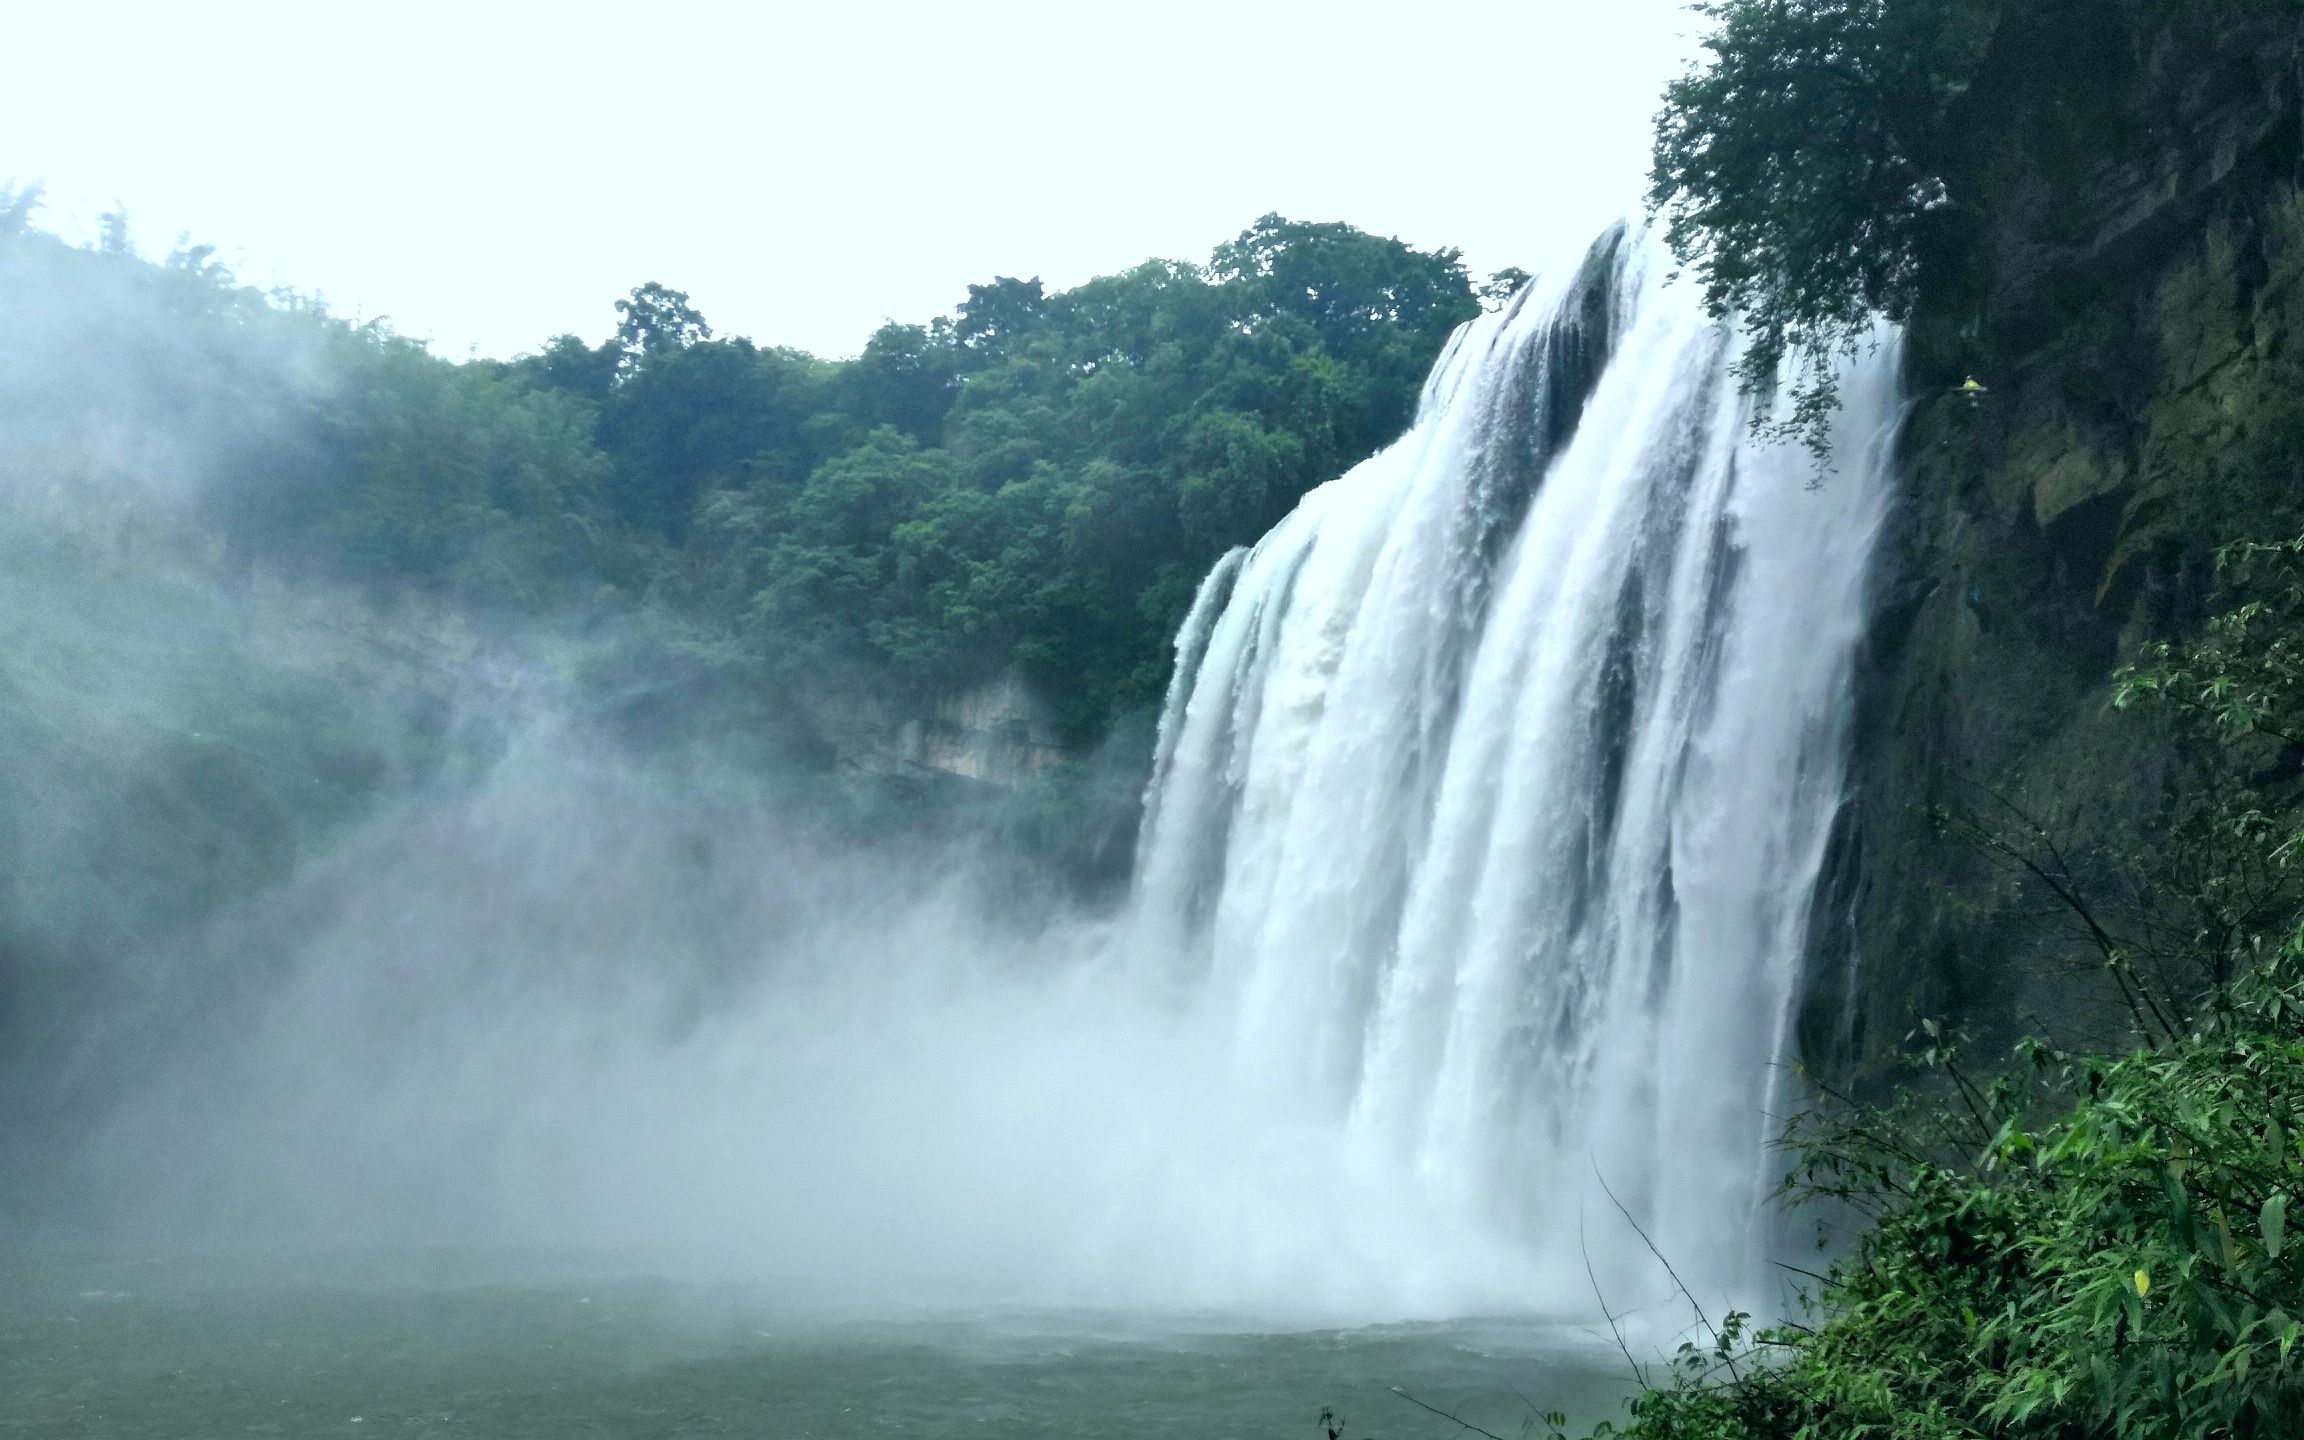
[808,670,1071,788]
[1804,3,2304,1082]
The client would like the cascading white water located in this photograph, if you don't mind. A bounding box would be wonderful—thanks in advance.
[1131,224,1904,1308]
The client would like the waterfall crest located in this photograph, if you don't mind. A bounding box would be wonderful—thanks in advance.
[1130,225,1904,1304]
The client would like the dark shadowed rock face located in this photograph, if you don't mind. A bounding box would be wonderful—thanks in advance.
[1808,3,2304,1087]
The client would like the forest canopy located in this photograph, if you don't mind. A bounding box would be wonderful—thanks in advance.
[0,198,1487,741]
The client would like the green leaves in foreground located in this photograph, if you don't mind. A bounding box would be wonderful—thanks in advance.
[1591,975,2304,1439]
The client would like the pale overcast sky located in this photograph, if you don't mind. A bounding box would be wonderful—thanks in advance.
[6,0,1701,360]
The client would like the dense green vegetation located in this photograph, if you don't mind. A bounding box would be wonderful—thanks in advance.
[0,198,1479,742]
[587,218,1477,731]
[5,192,1484,740]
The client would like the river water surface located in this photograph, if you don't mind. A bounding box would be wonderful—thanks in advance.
[4,1252,1638,1439]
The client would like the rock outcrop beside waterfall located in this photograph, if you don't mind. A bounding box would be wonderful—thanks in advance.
[1810,3,2304,1084]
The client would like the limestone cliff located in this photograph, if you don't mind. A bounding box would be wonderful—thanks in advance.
[1805,2,2304,1079]
[806,670,1070,788]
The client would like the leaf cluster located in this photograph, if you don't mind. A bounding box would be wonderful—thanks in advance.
[1649,0,1997,461]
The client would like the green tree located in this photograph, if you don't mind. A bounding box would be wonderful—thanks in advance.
[1479,267,1533,306]
[597,337,831,540]
[1648,0,1999,456]
[612,280,711,377]
[511,332,619,404]
[840,320,958,441]
[954,275,1048,360]
[1211,213,1477,448]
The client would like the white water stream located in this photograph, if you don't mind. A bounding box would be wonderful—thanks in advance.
[1130,225,1902,1308]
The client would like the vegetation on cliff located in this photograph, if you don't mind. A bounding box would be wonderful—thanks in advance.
[1651,0,2303,464]
[1650,0,1995,456]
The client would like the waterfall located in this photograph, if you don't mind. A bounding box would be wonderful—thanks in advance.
[1130,225,1903,1306]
